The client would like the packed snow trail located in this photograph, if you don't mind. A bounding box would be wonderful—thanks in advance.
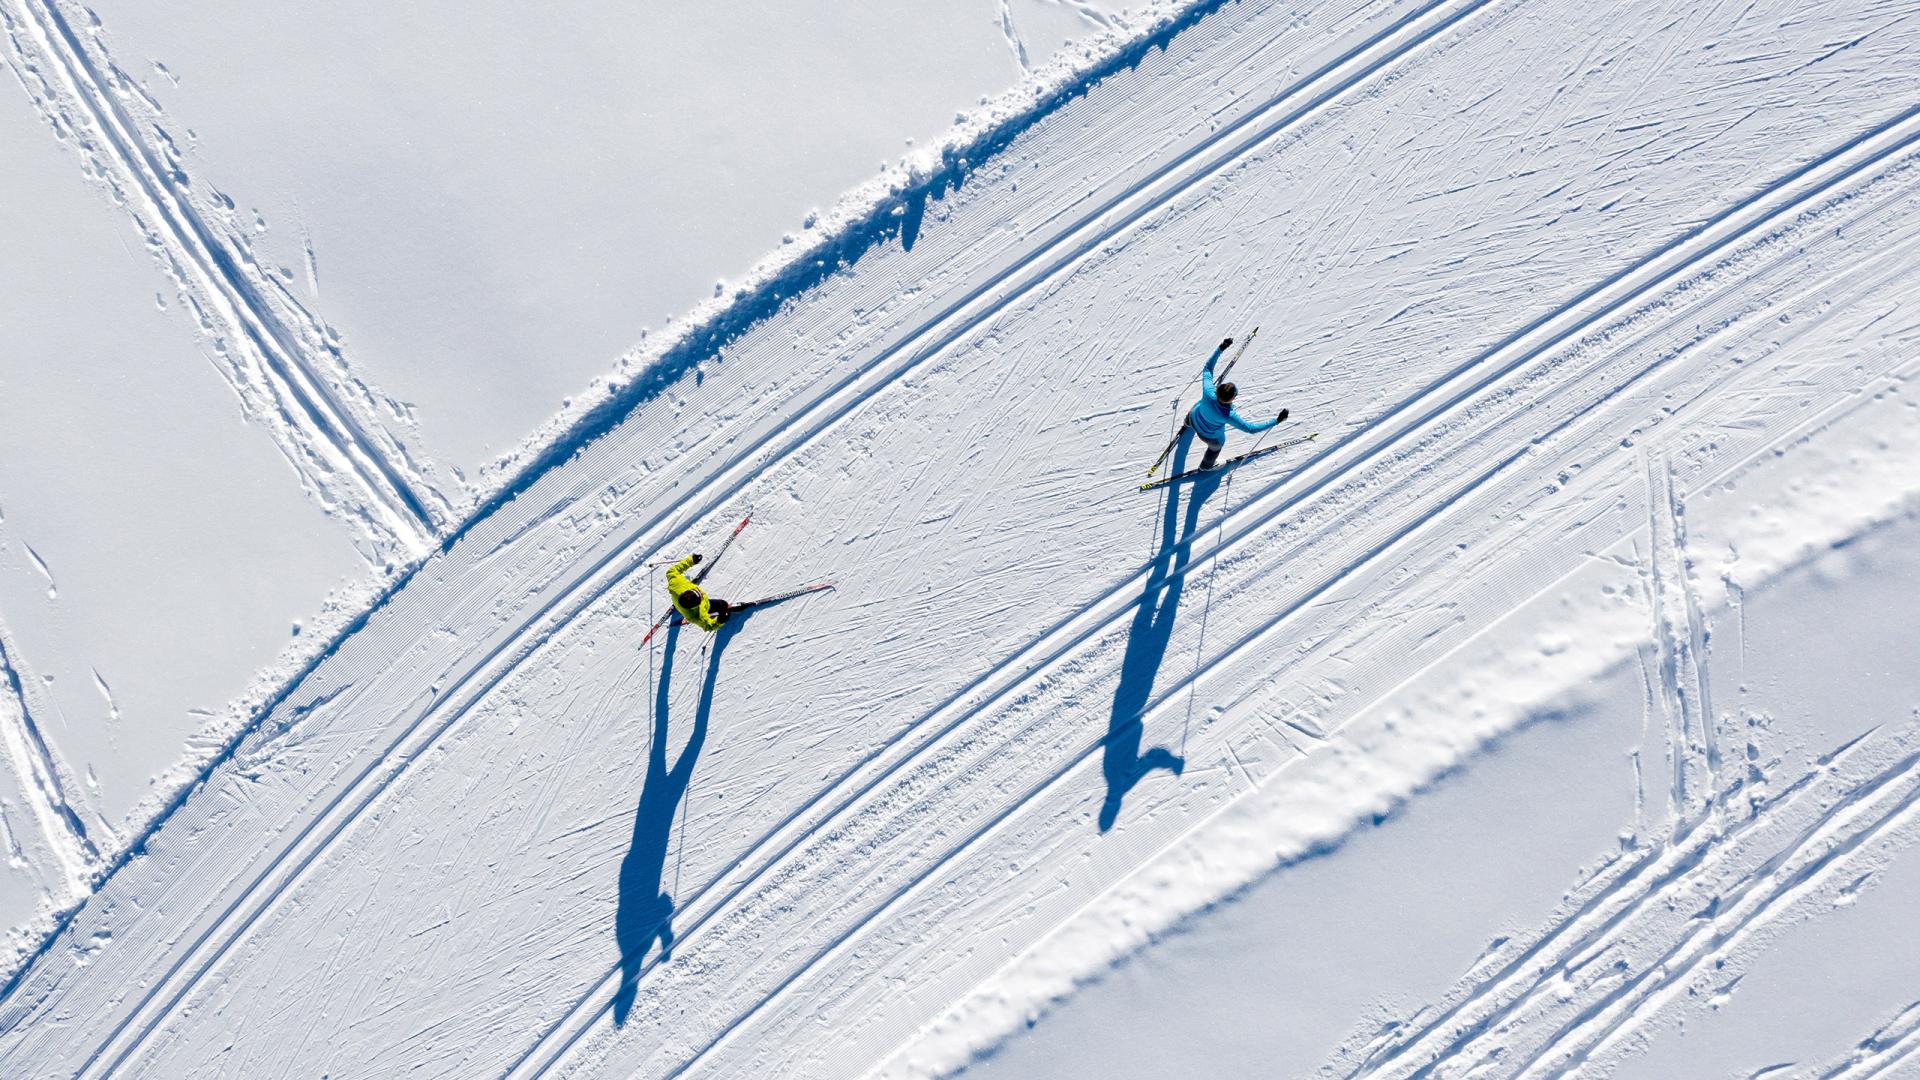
[3,0,1920,1077]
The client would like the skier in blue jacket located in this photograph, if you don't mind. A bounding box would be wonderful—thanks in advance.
[1186,337,1287,469]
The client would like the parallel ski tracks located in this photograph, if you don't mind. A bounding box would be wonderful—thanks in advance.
[31,4,1920,1076]
[649,120,1920,1080]
[5,0,443,552]
[51,1,1512,1074]
[543,105,1920,1080]
[1349,732,1920,1079]
[1518,748,1920,1076]
[1820,1001,1920,1080]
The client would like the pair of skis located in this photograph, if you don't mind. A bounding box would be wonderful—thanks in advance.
[638,513,834,647]
[1142,326,1315,490]
[1139,432,1318,491]
[1145,327,1259,479]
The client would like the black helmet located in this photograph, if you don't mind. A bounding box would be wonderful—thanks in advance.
[678,588,703,609]
[1217,381,1238,404]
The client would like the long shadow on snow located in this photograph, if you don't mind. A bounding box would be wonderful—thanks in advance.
[1101,428,1221,832]
[612,617,734,1025]
[0,0,1246,1009]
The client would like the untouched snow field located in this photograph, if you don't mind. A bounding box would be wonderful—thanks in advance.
[4,0,1920,1077]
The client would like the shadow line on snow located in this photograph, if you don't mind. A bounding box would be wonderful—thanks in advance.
[614,619,724,1026]
[1102,428,1221,831]
[0,0,1244,1009]
[614,611,755,1026]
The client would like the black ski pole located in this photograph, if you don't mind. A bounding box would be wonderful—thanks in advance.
[1147,327,1258,477]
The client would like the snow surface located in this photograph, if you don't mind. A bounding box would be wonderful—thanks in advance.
[3,0,1920,1076]
[965,508,1920,1080]
[0,79,364,935]
[0,0,1131,964]
[68,0,1135,483]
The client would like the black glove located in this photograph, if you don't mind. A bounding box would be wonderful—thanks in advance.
[1277,408,1289,423]
[1220,337,1234,350]
[690,553,703,564]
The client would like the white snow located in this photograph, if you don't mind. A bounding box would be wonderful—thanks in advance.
[2,0,1919,1076]
[0,80,365,942]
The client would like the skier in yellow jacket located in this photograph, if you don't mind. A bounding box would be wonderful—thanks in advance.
[665,553,732,631]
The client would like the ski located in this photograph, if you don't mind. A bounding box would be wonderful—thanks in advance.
[639,512,751,646]
[651,582,836,636]
[1146,327,1259,478]
[1139,433,1317,491]
[735,581,836,611]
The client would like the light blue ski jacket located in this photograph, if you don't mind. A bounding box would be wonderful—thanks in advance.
[1188,344,1277,442]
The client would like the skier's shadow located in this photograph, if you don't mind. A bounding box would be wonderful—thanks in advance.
[1101,428,1221,832]
[612,617,738,1025]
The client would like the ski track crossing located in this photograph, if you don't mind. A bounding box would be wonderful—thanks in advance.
[5,0,1920,1077]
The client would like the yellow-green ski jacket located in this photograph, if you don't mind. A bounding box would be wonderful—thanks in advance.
[665,554,722,632]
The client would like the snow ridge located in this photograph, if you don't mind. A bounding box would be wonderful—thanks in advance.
[0,0,1227,999]
[872,131,1920,1079]
[0,0,1254,1036]
[565,102,1920,1080]
[460,0,1240,536]
[5,0,1919,1074]
[1820,1000,1920,1079]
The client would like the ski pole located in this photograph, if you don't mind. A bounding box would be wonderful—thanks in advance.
[1147,327,1257,477]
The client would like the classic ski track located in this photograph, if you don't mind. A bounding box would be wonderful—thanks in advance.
[524,105,1920,1080]
[1512,748,1920,1078]
[529,125,1920,1080]
[61,2,1507,1074]
[6,0,442,550]
[1353,345,1920,1076]
[1363,736,1906,1079]
[967,278,1920,1080]
[511,84,1920,1080]
[653,134,1920,1080]
[41,17,1916,1080]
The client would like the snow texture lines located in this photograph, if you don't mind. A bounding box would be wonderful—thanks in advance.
[7,0,1920,1075]
[559,108,1920,1080]
[1,0,446,561]
[0,628,98,900]
[1819,1001,1920,1080]
[40,4,1515,1074]
[1642,450,1718,834]
[1348,727,1920,1080]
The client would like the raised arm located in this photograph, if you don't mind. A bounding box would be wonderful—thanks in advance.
[1199,338,1232,400]
[665,553,700,593]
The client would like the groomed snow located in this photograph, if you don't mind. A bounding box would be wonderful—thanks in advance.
[2,0,1918,1077]
[962,506,1920,1080]
[0,0,1136,963]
